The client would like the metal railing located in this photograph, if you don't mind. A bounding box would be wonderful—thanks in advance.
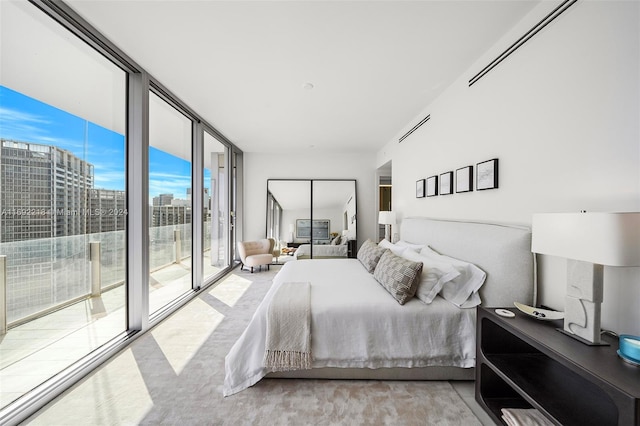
[0,222,201,333]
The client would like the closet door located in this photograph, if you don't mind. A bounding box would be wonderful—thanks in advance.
[311,180,357,258]
[267,179,356,260]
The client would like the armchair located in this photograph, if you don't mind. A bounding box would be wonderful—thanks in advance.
[237,238,274,273]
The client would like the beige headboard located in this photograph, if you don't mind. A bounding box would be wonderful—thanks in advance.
[401,217,535,307]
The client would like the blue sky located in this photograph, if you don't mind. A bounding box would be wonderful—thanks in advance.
[0,86,209,198]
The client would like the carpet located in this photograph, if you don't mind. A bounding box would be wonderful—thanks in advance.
[26,266,482,426]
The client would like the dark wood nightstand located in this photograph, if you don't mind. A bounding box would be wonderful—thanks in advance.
[476,306,640,426]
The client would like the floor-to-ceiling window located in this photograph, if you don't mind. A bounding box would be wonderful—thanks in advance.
[0,2,242,423]
[148,91,193,314]
[203,130,230,282]
[0,0,126,409]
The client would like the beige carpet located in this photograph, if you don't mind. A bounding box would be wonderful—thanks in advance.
[25,266,482,425]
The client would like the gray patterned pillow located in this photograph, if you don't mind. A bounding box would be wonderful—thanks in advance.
[357,239,387,273]
[373,250,423,305]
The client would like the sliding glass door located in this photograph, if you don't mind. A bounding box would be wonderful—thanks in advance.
[0,2,242,421]
[203,130,230,282]
[0,0,127,409]
[148,91,193,314]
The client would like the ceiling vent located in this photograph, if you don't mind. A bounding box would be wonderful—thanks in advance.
[469,0,577,87]
[399,114,430,143]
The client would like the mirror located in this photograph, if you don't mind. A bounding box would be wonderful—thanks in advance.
[267,179,356,260]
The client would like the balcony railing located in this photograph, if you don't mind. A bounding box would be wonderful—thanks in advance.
[0,222,211,331]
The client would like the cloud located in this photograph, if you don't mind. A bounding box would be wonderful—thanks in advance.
[0,106,52,125]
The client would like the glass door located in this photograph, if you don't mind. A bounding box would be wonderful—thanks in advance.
[148,91,193,314]
[203,130,230,281]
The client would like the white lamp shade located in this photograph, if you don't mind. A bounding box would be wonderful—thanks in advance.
[378,211,396,225]
[531,212,640,267]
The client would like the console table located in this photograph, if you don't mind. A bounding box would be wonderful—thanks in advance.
[476,307,640,426]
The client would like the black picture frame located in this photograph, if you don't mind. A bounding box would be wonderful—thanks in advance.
[477,158,499,190]
[426,175,438,197]
[416,179,425,198]
[440,171,453,195]
[456,165,473,193]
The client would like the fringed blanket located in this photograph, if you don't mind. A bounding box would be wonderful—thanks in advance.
[263,281,312,371]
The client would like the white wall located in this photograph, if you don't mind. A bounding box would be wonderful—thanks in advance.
[243,151,377,250]
[377,1,640,335]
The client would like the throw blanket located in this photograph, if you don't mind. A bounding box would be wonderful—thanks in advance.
[263,281,312,371]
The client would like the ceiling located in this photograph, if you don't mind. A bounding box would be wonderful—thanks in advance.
[66,0,539,154]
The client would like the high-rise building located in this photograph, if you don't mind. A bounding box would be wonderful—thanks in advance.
[87,189,126,234]
[0,139,125,242]
[152,193,174,206]
[151,205,192,227]
[150,192,196,227]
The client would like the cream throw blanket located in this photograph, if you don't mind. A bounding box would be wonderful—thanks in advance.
[263,281,312,371]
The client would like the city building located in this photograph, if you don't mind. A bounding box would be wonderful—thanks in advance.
[0,139,126,243]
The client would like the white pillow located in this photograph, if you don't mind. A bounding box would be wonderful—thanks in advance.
[400,249,460,304]
[395,240,426,252]
[378,239,407,256]
[419,246,486,308]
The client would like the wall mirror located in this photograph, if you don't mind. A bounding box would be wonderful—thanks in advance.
[267,179,357,260]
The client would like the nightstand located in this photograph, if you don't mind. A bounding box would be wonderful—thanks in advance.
[476,306,640,425]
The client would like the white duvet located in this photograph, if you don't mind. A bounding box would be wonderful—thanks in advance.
[293,243,347,258]
[223,259,476,396]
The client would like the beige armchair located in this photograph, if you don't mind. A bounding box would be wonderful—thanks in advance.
[237,238,274,273]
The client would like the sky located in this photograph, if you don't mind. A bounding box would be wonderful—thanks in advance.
[0,85,210,198]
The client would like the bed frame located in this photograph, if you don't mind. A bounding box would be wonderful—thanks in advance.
[269,217,535,381]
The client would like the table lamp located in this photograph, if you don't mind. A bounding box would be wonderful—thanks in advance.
[531,212,640,345]
[378,211,396,242]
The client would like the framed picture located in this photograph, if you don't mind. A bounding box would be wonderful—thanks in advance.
[296,219,330,239]
[416,179,425,198]
[439,171,453,195]
[477,158,499,190]
[426,175,438,197]
[456,165,473,193]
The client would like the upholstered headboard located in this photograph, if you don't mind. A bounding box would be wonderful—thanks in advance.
[401,217,535,307]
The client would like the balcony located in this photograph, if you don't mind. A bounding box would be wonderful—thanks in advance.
[0,222,224,409]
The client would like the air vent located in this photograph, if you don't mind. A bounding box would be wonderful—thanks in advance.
[399,114,430,143]
[469,0,577,87]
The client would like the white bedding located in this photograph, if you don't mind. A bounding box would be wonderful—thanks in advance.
[294,243,347,258]
[223,258,476,396]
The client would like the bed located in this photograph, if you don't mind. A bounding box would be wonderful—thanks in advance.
[293,243,348,259]
[224,217,534,396]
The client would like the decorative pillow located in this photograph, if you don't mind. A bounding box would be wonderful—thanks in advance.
[419,246,486,308]
[400,249,460,304]
[373,250,423,305]
[340,236,349,245]
[378,239,408,256]
[395,240,426,252]
[357,239,387,273]
[330,236,341,245]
